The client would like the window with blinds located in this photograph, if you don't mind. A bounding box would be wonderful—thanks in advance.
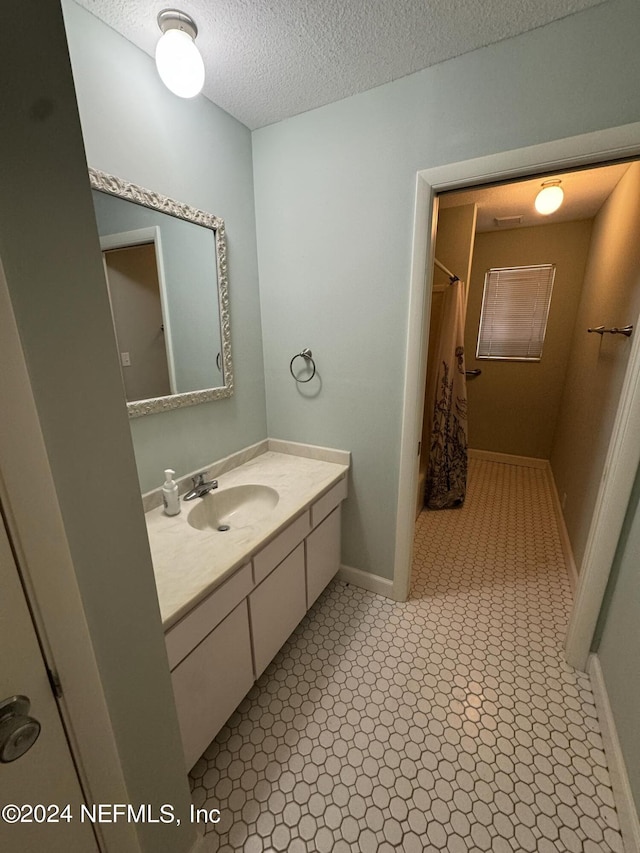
[476,264,556,361]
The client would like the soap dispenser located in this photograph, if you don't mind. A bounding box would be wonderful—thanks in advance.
[162,469,181,516]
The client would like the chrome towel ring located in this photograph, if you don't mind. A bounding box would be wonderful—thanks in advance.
[289,348,316,383]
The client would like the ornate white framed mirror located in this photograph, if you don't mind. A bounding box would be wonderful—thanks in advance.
[89,167,232,417]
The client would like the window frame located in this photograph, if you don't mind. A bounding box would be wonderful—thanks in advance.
[475,263,556,363]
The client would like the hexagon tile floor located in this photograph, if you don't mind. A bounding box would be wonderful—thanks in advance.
[190,457,625,852]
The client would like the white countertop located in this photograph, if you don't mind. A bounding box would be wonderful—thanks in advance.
[145,450,349,630]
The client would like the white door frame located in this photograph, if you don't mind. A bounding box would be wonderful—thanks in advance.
[0,258,143,853]
[393,121,640,671]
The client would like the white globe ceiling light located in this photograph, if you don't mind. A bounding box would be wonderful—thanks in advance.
[155,10,205,99]
[535,180,564,216]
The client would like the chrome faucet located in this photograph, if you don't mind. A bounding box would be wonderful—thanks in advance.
[183,472,219,501]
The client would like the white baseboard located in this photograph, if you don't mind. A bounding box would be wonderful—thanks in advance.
[588,654,640,853]
[545,463,579,592]
[336,564,397,600]
[468,448,548,469]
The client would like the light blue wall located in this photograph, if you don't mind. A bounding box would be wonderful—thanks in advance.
[252,0,640,580]
[63,0,267,493]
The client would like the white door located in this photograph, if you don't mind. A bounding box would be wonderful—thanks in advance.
[0,510,99,852]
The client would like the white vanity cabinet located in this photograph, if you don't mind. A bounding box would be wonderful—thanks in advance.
[249,543,306,677]
[165,563,254,771]
[164,562,253,670]
[306,507,341,608]
[306,478,346,607]
[253,512,310,584]
[246,476,346,677]
[163,473,348,771]
[170,601,254,771]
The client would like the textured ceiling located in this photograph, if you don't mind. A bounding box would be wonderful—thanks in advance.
[439,163,630,232]
[73,0,606,129]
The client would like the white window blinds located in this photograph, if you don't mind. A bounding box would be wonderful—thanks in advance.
[476,264,556,361]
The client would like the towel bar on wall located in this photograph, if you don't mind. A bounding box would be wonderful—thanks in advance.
[587,325,633,337]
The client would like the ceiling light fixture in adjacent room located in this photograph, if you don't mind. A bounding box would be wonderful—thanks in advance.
[535,180,564,215]
[155,9,205,99]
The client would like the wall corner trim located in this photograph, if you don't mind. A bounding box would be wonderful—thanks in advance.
[588,654,640,853]
[336,565,398,600]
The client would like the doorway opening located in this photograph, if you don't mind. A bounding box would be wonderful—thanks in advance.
[100,225,178,400]
[103,242,173,401]
[418,160,637,573]
[393,124,640,671]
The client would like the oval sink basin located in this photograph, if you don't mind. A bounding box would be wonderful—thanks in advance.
[187,484,279,532]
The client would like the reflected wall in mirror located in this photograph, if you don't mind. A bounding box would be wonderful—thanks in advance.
[89,168,232,417]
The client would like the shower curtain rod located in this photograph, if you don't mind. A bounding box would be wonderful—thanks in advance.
[434,257,460,283]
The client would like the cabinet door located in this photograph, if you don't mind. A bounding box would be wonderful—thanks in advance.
[311,477,347,528]
[171,600,254,770]
[253,511,310,585]
[249,543,306,678]
[306,506,341,608]
[165,562,252,670]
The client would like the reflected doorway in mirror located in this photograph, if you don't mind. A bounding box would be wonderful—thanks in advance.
[102,238,174,402]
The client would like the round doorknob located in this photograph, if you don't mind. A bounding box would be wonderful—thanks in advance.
[0,696,41,763]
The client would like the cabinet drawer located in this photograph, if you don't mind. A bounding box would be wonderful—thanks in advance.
[249,543,306,678]
[171,601,254,771]
[306,506,341,608]
[311,477,347,528]
[165,563,252,670]
[253,512,310,585]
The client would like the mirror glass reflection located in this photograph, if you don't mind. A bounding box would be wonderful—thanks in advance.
[89,169,232,417]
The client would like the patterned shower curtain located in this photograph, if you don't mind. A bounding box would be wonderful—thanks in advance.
[425,279,469,510]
